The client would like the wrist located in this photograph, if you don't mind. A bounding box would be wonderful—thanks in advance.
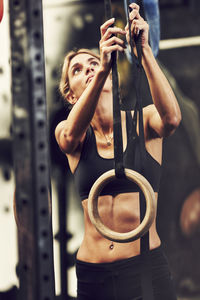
[98,65,111,78]
[142,44,154,66]
[142,44,152,56]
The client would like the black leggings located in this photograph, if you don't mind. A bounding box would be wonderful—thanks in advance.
[76,246,177,300]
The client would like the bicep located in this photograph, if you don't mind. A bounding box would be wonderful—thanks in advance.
[144,105,165,138]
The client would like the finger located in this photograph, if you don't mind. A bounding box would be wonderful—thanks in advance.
[125,20,140,37]
[102,44,126,54]
[125,23,131,44]
[101,36,126,49]
[129,8,140,21]
[129,3,140,11]
[130,19,138,35]
[125,22,131,32]
[100,18,115,38]
[131,19,147,33]
[101,26,126,42]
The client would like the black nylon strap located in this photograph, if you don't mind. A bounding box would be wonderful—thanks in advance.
[125,1,154,299]
[104,0,112,19]
[103,2,154,297]
[104,0,125,178]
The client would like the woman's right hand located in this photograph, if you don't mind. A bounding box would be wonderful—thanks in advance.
[99,18,126,72]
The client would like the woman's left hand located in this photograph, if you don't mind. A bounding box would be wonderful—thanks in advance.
[125,3,149,50]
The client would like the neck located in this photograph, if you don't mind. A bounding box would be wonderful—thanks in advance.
[91,91,113,135]
[91,92,126,146]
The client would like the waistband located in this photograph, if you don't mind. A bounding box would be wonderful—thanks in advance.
[76,246,164,271]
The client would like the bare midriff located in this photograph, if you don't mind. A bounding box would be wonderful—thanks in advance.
[76,192,161,263]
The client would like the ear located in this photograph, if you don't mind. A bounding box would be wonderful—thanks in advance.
[66,90,78,105]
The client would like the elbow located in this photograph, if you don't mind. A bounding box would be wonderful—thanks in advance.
[168,112,182,129]
[163,112,182,137]
[55,127,75,154]
[59,132,78,154]
[55,122,80,154]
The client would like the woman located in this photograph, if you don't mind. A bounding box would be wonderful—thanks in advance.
[56,3,181,300]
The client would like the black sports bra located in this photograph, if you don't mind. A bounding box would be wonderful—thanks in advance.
[74,112,161,200]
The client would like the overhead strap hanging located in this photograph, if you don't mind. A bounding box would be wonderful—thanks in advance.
[105,0,151,252]
[124,0,145,164]
[104,1,154,299]
[88,0,157,242]
[104,0,146,179]
[104,0,125,179]
[124,1,154,299]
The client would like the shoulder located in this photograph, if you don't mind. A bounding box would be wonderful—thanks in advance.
[63,126,92,174]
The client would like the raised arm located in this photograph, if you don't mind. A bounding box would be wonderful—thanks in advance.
[125,3,181,138]
[55,64,110,154]
[55,18,126,154]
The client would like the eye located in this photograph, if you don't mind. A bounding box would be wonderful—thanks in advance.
[73,67,81,75]
[91,61,99,67]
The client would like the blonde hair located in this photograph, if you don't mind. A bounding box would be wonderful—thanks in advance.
[59,48,100,102]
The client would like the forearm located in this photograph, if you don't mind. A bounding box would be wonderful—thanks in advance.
[142,45,181,124]
[126,3,181,137]
[65,67,110,140]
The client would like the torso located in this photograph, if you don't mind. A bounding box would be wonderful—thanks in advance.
[67,109,163,263]
[78,193,161,263]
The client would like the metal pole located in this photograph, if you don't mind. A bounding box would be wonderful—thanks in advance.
[9,0,55,299]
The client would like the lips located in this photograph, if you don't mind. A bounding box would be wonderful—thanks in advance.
[86,75,94,84]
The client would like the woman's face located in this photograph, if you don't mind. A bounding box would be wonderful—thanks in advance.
[67,53,111,102]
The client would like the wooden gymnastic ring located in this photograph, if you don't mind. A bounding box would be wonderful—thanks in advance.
[88,168,157,243]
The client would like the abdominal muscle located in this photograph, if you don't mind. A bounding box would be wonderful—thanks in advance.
[76,192,161,263]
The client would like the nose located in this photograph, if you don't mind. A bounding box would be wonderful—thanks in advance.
[85,64,94,75]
